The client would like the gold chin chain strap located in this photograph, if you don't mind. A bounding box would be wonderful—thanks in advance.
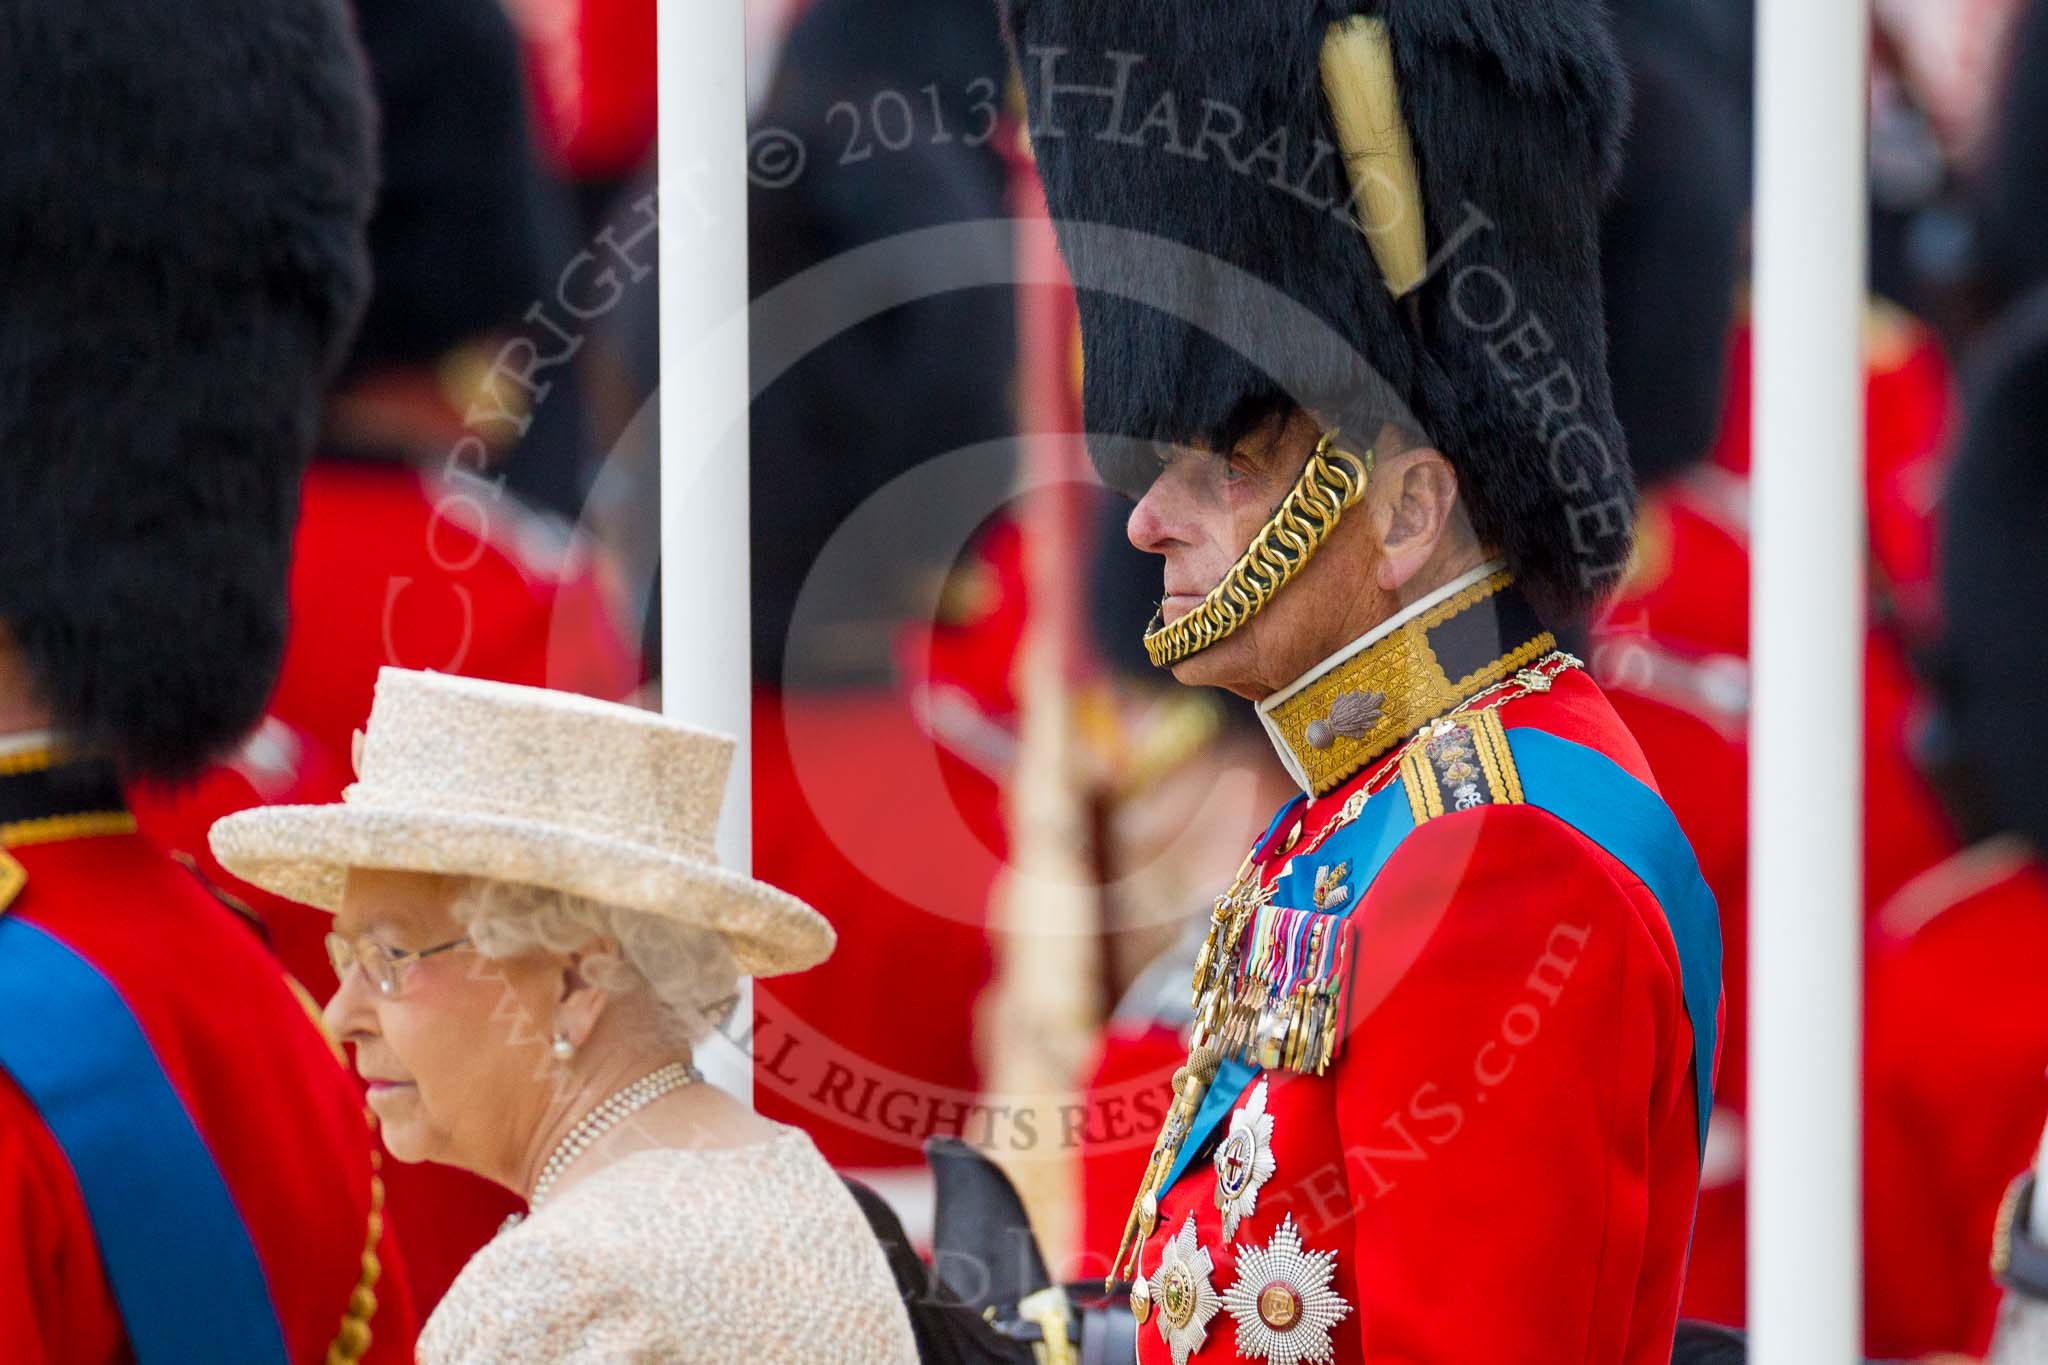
[1108,650,1585,1290]
[1143,431,1375,669]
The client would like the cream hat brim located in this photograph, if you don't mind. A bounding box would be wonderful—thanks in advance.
[210,801,834,978]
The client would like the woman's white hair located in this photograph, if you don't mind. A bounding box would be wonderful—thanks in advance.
[449,878,740,1047]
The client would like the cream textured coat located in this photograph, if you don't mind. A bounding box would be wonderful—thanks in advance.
[418,1128,917,1364]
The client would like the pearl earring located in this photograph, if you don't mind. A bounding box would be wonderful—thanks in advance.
[552,1032,575,1061]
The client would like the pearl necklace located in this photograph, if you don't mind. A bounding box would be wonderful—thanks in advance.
[528,1062,699,1212]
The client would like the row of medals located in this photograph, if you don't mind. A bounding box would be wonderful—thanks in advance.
[1117,857,1357,1364]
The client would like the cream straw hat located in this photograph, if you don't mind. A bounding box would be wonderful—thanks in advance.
[210,668,834,977]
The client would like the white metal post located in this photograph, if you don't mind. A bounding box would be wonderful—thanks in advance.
[658,0,753,1102]
[1749,0,1869,1358]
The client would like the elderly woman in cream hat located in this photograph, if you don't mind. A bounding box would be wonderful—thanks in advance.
[212,668,917,1364]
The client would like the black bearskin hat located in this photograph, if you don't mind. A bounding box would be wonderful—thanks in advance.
[1937,283,2048,857]
[348,0,557,373]
[748,0,1018,686]
[1610,0,1754,134]
[1670,1322,1748,1364]
[1601,31,1746,490]
[1002,0,1633,616]
[0,0,377,780]
[1979,0,2048,312]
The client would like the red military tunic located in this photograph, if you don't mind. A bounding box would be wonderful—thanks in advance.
[127,715,350,1034]
[751,518,1023,1171]
[1116,571,1719,1365]
[1592,483,1754,1328]
[0,747,416,1364]
[515,0,656,182]
[273,457,640,777]
[1863,841,2048,1359]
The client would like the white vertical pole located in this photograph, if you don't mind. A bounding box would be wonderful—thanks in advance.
[658,1,753,1103]
[1749,0,1868,1359]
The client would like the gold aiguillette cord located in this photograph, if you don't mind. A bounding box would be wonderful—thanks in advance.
[1108,854,1261,1288]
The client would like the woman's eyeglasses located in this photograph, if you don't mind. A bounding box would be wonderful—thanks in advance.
[325,932,472,998]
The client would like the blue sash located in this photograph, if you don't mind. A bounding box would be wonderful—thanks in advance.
[1162,730,1721,1193]
[0,916,289,1365]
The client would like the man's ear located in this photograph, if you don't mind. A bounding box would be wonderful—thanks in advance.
[1373,447,1461,593]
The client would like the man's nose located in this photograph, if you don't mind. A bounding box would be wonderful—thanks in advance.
[1127,459,1200,555]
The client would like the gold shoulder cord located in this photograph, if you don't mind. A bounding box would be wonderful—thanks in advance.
[325,1116,387,1365]
[1143,432,1374,668]
[1993,1171,2028,1281]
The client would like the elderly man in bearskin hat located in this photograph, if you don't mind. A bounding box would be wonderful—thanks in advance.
[0,2,417,1362]
[998,2,1722,1361]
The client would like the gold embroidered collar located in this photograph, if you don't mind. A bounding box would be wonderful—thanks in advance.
[1256,564,1555,796]
[0,743,136,851]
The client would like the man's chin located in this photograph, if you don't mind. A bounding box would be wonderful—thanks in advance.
[1165,643,1263,700]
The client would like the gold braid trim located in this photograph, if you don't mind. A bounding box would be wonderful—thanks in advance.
[0,744,63,777]
[0,811,138,848]
[1993,1171,2028,1281]
[326,1135,385,1365]
[1263,569,1555,796]
[1143,431,1374,668]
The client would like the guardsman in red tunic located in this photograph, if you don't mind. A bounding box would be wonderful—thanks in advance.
[0,3,418,1360]
[126,0,643,1313]
[1000,3,1722,1360]
[1861,288,2048,1360]
[744,0,1021,1192]
[1586,14,1968,1333]
[1584,28,1754,1331]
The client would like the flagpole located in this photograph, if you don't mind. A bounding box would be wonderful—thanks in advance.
[1749,0,1869,1357]
[657,1,753,1101]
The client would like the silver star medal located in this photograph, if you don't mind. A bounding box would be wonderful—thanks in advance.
[1212,1077,1278,1238]
[1222,1215,1352,1365]
[1148,1214,1223,1365]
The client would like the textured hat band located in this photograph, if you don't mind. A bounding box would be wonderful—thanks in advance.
[338,781,717,865]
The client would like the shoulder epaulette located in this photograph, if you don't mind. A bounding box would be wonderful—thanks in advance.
[1398,710,1525,825]
[1877,836,2035,944]
[1592,637,1750,739]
